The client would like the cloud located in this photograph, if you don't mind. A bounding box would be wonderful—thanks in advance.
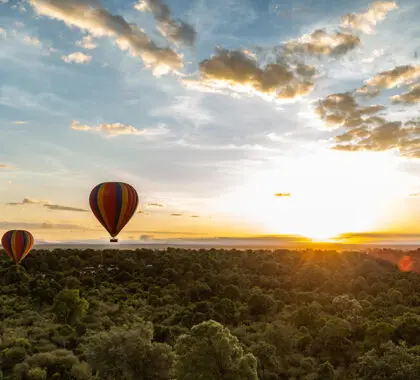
[23,35,41,46]
[12,120,28,124]
[0,164,14,169]
[340,1,398,34]
[6,198,45,206]
[170,213,183,216]
[5,198,87,212]
[196,48,314,100]
[391,83,420,105]
[140,234,154,240]
[71,120,169,137]
[0,221,87,230]
[409,193,420,197]
[315,89,420,158]
[132,234,312,245]
[315,91,386,128]
[62,51,92,64]
[335,232,420,241]
[284,29,361,57]
[147,202,164,207]
[274,192,291,197]
[134,0,196,46]
[193,3,373,102]
[365,65,420,90]
[29,0,183,76]
[332,120,420,157]
[44,204,88,212]
[190,215,200,218]
[75,35,97,49]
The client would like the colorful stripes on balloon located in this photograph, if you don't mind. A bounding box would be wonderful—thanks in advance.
[1,230,34,264]
[89,182,139,238]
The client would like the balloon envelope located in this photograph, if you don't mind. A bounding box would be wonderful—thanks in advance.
[1,230,34,264]
[89,182,139,241]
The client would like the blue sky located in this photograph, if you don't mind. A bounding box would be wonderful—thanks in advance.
[0,0,419,244]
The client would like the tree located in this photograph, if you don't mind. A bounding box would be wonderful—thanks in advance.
[14,349,91,380]
[316,361,336,380]
[247,287,275,316]
[83,321,174,380]
[394,312,420,347]
[52,289,89,325]
[358,341,420,379]
[174,320,258,380]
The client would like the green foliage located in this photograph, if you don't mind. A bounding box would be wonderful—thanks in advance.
[358,341,420,379]
[83,321,174,380]
[52,289,89,325]
[174,320,258,380]
[0,247,420,379]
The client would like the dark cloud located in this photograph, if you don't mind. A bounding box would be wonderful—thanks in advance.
[140,234,154,240]
[5,198,87,212]
[170,213,183,216]
[6,198,44,206]
[315,90,420,158]
[147,202,164,207]
[391,83,420,105]
[315,92,386,128]
[29,0,183,75]
[197,48,314,99]
[44,204,88,212]
[190,215,200,218]
[134,0,196,46]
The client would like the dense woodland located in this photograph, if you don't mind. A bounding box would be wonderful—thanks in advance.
[0,247,420,380]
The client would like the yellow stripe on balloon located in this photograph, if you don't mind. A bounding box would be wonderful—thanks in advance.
[97,184,112,233]
[116,184,129,233]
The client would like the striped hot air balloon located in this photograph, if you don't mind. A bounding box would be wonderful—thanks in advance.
[1,230,34,264]
[89,182,139,243]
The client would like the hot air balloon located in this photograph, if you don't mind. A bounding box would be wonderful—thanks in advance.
[1,230,34,264]
[89,182,139,243]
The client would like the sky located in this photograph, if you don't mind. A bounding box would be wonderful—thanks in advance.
[0,0,419,245]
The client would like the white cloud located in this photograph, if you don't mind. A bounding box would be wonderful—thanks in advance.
[75,35,97,50]
[71,120,170,137]
[29,0,184,76]
[23,35,41,46]
[340,1,398,34]
[62,51,92,64]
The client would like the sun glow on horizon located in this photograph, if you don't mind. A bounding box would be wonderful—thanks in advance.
[215,149,413,241]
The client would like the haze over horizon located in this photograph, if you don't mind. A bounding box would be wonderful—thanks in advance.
[1,0,419,245]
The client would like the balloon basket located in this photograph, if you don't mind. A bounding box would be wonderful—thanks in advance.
[110,238,118,243]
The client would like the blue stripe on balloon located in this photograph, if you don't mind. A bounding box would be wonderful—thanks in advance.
[22,230,28,255]
[114,182,123,233]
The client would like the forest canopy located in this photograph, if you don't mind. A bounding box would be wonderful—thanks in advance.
[0,247,420,379]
